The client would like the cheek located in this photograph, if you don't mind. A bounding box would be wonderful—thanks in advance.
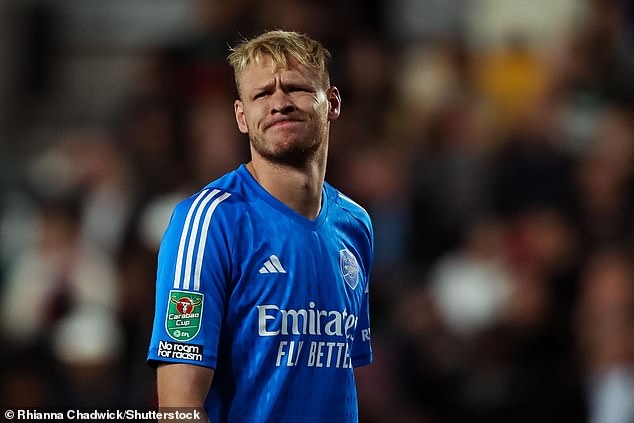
[314,91,328,107]
[241,107,261,130]
[250,104,269,122]
[306,96,324,113]
[313,102,329,120]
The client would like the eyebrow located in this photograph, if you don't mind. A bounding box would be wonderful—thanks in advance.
[251,80,275,94]
[246,71,318,97]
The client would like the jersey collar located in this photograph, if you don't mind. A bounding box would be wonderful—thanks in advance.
[237,164,328,231]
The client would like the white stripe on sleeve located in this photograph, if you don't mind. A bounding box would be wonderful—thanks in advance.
[193,192,231,291]
[182,189,220,290]
[173,189,212,289]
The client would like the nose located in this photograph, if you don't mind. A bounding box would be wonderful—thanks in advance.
[271,90,296,115]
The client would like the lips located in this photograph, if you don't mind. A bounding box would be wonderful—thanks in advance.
[264,118,303,130]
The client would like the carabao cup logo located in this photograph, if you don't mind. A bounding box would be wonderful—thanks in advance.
[175,297,196,314]
[339,249,359,290]
[165,290,204,341]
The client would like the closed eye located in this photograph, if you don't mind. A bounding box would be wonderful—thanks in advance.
[253,91,268,100]
[288,86,312,93]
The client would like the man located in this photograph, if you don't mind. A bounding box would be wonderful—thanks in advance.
[147,30,374,422]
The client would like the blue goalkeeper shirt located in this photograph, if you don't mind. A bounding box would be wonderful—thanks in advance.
[147,164,374,423]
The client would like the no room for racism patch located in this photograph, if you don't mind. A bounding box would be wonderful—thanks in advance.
[158,340,204,362]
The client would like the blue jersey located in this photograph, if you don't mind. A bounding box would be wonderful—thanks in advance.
[147,164,374,422]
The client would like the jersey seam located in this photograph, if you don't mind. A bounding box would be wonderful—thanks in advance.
[334,193,375,264]
[229,198,258,270]
[334,194,373,243]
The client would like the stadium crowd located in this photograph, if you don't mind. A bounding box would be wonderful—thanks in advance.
[0,0,632,421]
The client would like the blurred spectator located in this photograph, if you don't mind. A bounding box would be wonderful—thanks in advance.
[429,218,511,337]
[68,131,138,257]
[574,108,634,247]
[490,101,577,218]
[410,101,491,266]
[186,96,249,186]
[577,249,634,423]
[473,36,550,130]
[50,308,125,407]
[0,197,119,347]
[114,97,188,197]
[157,0,248,102]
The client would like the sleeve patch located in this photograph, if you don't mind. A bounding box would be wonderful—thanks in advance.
[165,290,204,341]
[157,341,204,362]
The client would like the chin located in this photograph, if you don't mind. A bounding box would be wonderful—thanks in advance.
[255,139,321,167]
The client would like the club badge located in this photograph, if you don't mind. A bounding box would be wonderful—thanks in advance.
[339,249,360,290]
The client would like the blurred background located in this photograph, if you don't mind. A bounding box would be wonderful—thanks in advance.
[0,0,632,421]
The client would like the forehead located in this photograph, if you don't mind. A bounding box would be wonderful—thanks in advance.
[239,55,319,86]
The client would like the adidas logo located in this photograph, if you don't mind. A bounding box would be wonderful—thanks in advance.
[259,255,287,274]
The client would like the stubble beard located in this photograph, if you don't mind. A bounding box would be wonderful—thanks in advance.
[249,119,328,168]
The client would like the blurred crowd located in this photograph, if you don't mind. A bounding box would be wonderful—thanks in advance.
[0,0,633,422]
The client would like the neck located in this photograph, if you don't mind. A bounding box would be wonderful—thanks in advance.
[246,145,327,220]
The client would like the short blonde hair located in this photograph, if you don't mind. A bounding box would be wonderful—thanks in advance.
[227,30,331,95]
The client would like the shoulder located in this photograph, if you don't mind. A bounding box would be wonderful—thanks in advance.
[169,169,254,234]
[327,184,372,228]
[326,183,373,244]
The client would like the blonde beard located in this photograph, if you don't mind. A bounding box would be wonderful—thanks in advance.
[249,121,328,168]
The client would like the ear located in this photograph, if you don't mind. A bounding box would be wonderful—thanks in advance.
[327,87,341,121]
[234,99,249,134]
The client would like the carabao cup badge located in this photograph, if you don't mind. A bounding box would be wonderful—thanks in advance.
[165,290,204,341]
[339,249,360,290]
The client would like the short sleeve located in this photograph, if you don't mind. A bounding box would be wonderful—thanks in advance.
[351,279,372,367]
[351,221,373,367]
[147,189,233,369]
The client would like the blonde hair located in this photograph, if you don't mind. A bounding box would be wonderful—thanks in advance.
[227,30,331,95]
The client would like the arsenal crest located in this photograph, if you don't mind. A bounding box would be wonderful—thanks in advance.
[339,249,360,290]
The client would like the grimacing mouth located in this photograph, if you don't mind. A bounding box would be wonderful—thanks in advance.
[263,117,305,130]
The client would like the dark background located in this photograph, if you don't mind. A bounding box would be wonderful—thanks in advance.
[0,0,632,421]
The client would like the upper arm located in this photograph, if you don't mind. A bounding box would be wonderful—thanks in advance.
[147,189,234,369]
[157,363,214,407]
[351,281,372,367]
[351,209,374,367]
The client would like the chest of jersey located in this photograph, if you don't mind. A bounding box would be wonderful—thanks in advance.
[234,209,364,312]
[226,204,367,349]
